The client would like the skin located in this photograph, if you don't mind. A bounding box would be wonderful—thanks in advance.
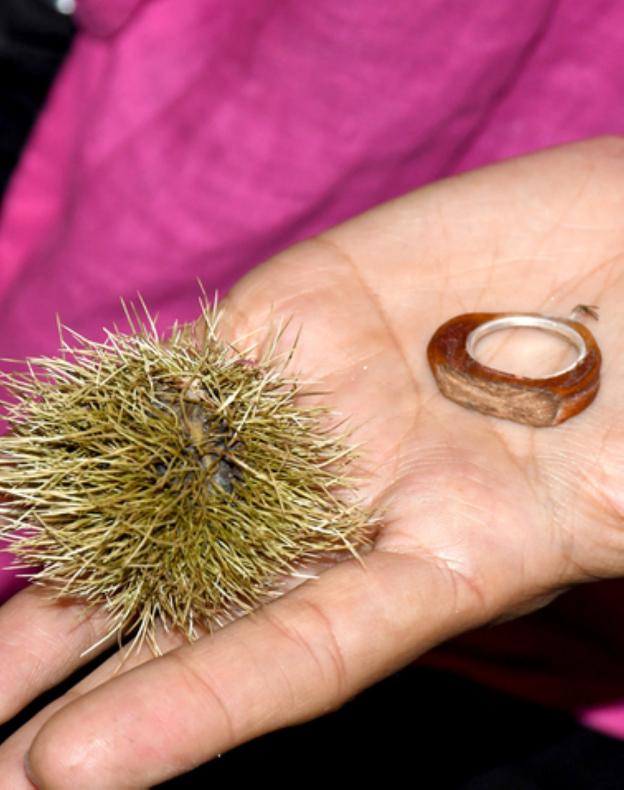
[2,136,624,787]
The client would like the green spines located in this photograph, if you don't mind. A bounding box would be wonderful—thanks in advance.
[0,302,371,654]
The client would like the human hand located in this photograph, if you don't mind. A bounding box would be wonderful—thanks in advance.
[2,136,624,788]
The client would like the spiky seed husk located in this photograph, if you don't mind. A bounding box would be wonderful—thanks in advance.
[0,302,371,654]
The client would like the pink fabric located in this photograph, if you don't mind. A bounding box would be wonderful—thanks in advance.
[74,0,145,36]
[1,0,624,732]
[76,0,144,36]
[581,702,624,738]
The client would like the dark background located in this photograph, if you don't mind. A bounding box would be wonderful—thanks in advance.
[0,0,73,195]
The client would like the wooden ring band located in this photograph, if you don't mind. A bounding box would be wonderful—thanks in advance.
[427,312,601,427]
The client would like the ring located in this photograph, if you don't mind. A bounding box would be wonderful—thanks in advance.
[427,311,602,427]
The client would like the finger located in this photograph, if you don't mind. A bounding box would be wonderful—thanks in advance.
[1,699,68,789]
[26,549,488,789]
[0,585,115,723]
[0,625,188,786]
[0,558,341,726]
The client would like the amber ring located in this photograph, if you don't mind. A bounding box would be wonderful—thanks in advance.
[427,311,602,427]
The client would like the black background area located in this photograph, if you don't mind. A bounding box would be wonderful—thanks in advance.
[0,0,74,196]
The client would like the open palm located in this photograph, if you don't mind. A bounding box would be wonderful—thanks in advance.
[2,137,624,788]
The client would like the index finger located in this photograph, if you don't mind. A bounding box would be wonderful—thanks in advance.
[26,548,485,789]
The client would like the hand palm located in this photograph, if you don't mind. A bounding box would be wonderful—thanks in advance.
[230,137,623,610]
[3,138,624,788]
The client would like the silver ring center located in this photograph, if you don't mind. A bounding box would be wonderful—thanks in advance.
[466,315,587,378]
